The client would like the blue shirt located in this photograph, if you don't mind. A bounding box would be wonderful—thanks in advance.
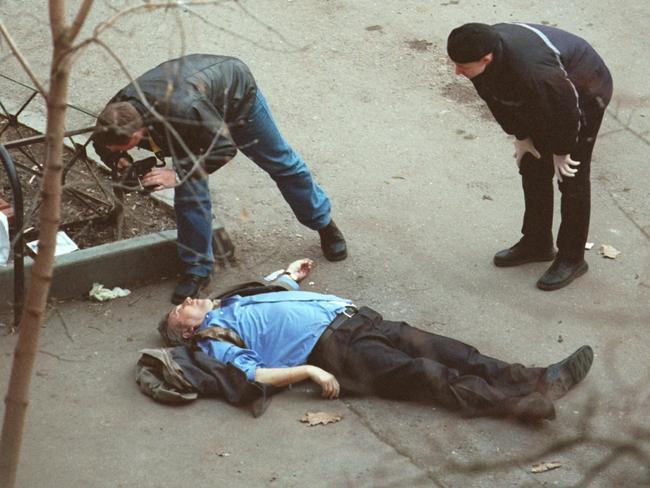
[197,285,352,381]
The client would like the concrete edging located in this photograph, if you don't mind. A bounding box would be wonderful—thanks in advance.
[0,229,182,305]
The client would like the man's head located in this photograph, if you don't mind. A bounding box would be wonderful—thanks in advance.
[447,23,500,79]
[158,297,215,347]
[93,102,146,151]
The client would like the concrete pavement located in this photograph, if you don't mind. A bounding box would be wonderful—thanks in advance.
[1,0,649,486]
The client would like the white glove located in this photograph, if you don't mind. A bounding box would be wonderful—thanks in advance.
[513,137,541,168]
[552,154,580,182]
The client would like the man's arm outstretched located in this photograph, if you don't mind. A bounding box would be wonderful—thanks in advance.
[255,365,340,399]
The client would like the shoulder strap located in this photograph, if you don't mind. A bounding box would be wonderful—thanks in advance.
[210,279,294,301]
[192,326,246,349]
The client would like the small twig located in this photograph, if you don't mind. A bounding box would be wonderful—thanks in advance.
[0,19,47,96]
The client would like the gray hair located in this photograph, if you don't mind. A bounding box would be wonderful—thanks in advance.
[157,312,192,347]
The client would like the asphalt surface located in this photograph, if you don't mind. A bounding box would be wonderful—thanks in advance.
[1,1,649,486]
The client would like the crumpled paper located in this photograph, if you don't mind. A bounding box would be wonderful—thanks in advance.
[89,283,131,301]
[599,244,621,259]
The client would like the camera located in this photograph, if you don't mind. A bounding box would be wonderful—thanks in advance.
[116,156,159,192]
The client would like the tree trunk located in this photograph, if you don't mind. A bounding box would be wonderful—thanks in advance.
[0,1,93,485]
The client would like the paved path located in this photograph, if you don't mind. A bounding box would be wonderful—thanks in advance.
[1,1,649,486]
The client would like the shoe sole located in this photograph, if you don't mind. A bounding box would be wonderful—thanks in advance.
[547,345,594,400]
[494,252,556,268]
[536,261,588,291]
[324,250,348,262]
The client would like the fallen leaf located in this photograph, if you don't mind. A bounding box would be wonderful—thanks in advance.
[300,411,342,426]
[599,244,620,259]
[531,461,562,473]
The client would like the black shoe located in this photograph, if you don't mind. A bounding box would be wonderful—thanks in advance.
[493,241,556,267]
[318,220,347,261]
[542,345,594,401]
[171,273,211,304]
[536,258,588,291]
[507,392,556,421]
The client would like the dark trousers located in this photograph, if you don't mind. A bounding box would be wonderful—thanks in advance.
[520,92,611,261]
[308,309,546,416]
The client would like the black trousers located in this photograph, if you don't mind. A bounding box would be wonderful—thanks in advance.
[520,90,612,261]
[308,308,545,416]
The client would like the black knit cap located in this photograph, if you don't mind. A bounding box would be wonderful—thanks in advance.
[447,23,500,63]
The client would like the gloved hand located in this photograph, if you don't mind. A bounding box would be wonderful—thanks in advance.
[552,154,580,182]
[513,137,541,168]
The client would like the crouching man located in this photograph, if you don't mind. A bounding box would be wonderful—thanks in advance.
[158,259,594,421]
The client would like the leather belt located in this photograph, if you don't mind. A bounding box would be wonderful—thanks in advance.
[319,306,358,344]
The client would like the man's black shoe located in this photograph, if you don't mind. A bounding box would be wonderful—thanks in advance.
[536,258,588,291]
[542,345,594,401]
[171,273,211,304]
[493,241,556,267]
[318,220,347,261]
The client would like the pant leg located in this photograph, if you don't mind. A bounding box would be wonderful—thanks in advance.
[376,320,545,393]
[229,90,332,230]
[309,317,542,415]
[518,151,555,250]
[556,97,609,261]
[173,176,214,277]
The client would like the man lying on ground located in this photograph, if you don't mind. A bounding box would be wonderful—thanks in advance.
[157,259,594,421]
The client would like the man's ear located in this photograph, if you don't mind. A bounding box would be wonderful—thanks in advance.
[181,328,193,339]
[482,53,494,65]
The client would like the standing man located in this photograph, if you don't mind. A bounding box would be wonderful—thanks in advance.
[93,54,347,304]
[447,23,613,290]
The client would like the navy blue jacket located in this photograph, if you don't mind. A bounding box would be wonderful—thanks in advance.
[471,23,612,154]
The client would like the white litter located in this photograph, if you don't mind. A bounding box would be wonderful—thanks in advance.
[89,283,131,301]
[585,242,594,250]
[599,244,621,259]
[27,231,79,257]
[0,213,9,266]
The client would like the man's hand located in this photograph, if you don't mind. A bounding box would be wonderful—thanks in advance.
[513,137,541,168]
[286,258,315,282]
[140,168,178,191]
[552,154,580,182]
[308,366,340,399]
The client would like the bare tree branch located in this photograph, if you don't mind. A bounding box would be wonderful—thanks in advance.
[0,19,47,96]
[68,0,96,41]
[92,0,233,37]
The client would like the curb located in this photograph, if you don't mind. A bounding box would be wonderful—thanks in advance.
[1,230,182,305]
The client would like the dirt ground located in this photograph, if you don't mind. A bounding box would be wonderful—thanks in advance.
[0,118,175,251]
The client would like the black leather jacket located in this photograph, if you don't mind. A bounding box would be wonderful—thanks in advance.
[95,54,258,174]
[471,23,612,154]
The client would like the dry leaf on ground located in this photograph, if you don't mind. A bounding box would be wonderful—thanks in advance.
[599,244,621,259]
[531,461,562,473]
[300,411,342,426]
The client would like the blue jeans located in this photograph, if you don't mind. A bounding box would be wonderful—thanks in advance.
[174,90,332,277]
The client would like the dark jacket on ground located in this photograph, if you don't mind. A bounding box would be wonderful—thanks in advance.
[471,23,612,155]
[95,54,258,174]
[135,278,292,416]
